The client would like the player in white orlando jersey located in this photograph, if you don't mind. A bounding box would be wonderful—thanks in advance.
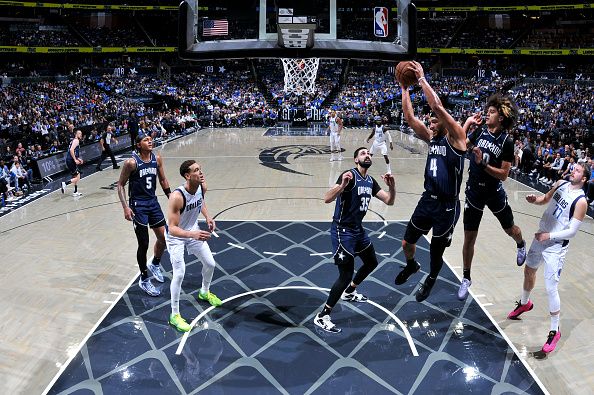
[166,160,222,332]
[326,110,344,162]
[507,162,590,354]
[366,117,393,174]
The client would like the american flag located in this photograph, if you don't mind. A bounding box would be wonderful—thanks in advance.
[203,19,228,36]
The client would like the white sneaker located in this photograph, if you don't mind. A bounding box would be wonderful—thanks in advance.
[337,155,344,161]
[329,156,335,162]
[72,192,83,197]
[61,182,66,194]
[148,262,165,283]
[138,277,160,296]
[341,290,368,302]
[314,313,341,333]
[457,278,472,300]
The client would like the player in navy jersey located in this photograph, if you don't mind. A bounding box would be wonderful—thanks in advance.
[314,147,395,333]
[457,93,527,301]
[61,129,84,196]
[117,134,172,296]
[395,61,467,302]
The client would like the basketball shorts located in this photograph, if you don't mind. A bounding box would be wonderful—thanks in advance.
[405,192,460,244]
[370,141,388,156]
[131,198,165,228]
[526,239,569,282]
[330,224,371,264]
[463,182,514,231]
[66,160,79,177]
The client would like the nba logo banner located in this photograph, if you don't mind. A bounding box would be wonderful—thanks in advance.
[374,7,388,37]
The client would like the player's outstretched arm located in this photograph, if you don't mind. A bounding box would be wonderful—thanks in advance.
[375,174,396,206]
[409,61,466,150]
[400,83,430,143]
[117,158,136,221]
[525,180,563,205]
[536,197,587,242]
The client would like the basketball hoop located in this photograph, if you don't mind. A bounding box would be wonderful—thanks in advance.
[281,58,319,95]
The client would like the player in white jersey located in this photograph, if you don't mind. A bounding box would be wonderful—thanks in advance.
[366,118,394,174]
[326,110,344,162]
[507,162,590,353]
[166,160,222,332]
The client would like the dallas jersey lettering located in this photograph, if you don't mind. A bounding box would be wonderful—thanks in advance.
[167,185,204,245]
[328,116,339,133]
[540,181,585,241]
[333,169,381,228]
[468,126,514,188]
[66,139,79,165]
[425,135,465,199]
[128,151,158,201]
[373,125,390,144]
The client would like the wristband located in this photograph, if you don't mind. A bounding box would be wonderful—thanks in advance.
[418,76,426,84]
[163,187,171,198]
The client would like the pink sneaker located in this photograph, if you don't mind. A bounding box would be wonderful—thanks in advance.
[507,300,534,319]
[542,330,561,353]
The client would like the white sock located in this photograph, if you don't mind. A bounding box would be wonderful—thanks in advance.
[386,164,391,174]
[521,290,531,305]
[550,313,560,331]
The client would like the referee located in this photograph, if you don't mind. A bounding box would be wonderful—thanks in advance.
[96,123,120,171]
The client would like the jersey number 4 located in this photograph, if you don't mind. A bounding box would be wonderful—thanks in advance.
[430,158,438,177]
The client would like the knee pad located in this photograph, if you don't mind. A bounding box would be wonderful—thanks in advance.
[545,276,561,312]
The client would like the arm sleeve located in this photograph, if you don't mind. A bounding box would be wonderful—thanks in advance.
[500,136,514,163]
[549,217,583,241]
[371,177,381,196]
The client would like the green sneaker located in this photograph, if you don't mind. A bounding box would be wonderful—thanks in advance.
[198,291,222,307]
[169,313,191,332]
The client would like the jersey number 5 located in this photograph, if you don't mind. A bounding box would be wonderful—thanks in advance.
[146,177,152,190]
[430,158,437,177]
[360,197,370,212]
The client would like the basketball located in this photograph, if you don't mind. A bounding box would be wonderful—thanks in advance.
[395,61,418,87]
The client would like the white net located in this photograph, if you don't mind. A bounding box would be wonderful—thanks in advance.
[281,58,320,95]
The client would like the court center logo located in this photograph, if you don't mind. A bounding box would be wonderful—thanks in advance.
[258,145,331,176]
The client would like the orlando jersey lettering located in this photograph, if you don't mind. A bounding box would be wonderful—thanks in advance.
[128,151,158,201]
[468,126,514,188]
[424,135,465,199]
[332,169,381,228]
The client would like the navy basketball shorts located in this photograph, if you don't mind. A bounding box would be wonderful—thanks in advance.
[66,160,79,177]
[131,198,166,228]
[331,224,372,264]
[405,193,460,244]
[463,183,514,231]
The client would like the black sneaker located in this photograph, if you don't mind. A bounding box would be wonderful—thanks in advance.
[415,277,436,302]
[395,260,421,285]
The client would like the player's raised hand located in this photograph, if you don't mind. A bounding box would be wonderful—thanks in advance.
[466,112,483,127]
[382,173,395,188]
[526,194,537,203]
[409,61,425,81]
[341,171,353,186]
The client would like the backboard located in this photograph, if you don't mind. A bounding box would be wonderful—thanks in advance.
[178,0,416,61]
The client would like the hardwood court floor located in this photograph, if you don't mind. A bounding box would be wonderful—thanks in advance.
[0,127,592,395]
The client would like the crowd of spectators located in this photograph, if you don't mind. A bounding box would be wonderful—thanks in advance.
[0,23,82,47]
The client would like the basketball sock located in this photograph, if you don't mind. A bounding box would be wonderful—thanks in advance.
[406,258,417,268]
[517,239,525,248]
[425,276,437,286]
[463,268,471,281]
[152,256,161,267]
[74,185,78,193]
[321,305,332,316]
[344,283,356,294]
[521,289,531,305]
[386,164,391,174]
[550,313,560,331]
[140,271,149,280]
